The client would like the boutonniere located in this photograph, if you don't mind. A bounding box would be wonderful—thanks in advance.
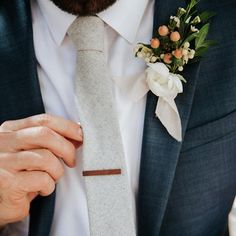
[135,0,215,142]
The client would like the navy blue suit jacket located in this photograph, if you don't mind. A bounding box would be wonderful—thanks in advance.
[0,0,236,235]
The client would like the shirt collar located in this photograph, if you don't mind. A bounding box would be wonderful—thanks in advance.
[37,0,150,45]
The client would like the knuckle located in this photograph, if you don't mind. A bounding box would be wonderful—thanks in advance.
[37,149,52,162]
[15,151,30,164]
[37,126,53,138]
[36,114,52,126]
[60,120,69,132]
[63,143,76,166]
[52,161,64,180]
[0,121,12,131]
[33,149,52,162]
[41,152,64,180]
[41,150,56,165]
[48,181,56,194]
[40,173,55,195]
[0,121,12,134]
[44,179,55,195]
[41,173,52,187]
[39,148,52,156]
[23,151,44,170]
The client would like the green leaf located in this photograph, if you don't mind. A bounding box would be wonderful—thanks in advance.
[194,40,217,57]
[173,58,183,66]
[188,0,200,11]
[182,32,199,45]
[178,18,187,37]
[195,23,210,49]
[200,40,217,47]
[195,46,209,57]
[199,11,216,23]
[184,0,200,23]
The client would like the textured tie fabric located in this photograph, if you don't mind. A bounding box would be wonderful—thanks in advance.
[68,16,136,236]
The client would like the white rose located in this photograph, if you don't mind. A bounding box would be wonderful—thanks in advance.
[146,63,183,100]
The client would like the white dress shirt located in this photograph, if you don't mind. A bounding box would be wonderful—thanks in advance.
[2,0,154,235]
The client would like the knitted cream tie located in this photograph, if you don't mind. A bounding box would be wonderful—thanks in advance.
[68,16,136,236]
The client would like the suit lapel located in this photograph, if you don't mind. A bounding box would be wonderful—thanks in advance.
[0,1,55,236]
[138,0,201,235]
[0,0,44,123]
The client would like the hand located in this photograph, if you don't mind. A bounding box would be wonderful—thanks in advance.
[0,114,83,226]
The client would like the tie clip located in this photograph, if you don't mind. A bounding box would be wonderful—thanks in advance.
[83,169,122,177]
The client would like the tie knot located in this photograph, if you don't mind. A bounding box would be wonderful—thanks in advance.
[68,16,104,52]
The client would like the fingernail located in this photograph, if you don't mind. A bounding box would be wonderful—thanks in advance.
[77,122,82,136]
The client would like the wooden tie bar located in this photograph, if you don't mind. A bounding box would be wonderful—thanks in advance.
[83,169,122,176]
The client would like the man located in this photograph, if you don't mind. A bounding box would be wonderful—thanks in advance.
[0,0,236,235]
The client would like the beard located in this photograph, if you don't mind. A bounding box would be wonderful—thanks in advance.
[50,0,117,15]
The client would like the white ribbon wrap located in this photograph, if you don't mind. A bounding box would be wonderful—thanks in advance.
[146,62,184,142]
[229,198,236,236]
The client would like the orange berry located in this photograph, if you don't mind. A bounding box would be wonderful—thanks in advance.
[163,53,172,64]
[150,38,160,49]
[158,25,169,36]
[170,31,181,42]
[173,49,183,59]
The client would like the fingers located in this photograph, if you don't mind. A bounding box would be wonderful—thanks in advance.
[0,170,55,225]
[0,150,65,181]
[0,114,83,167]
[67,138,83,149]
[0,132,16,152]
[1,114,82,142]
[17,171,55,197]
[0,114,81,226]
[14,126,76,167]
